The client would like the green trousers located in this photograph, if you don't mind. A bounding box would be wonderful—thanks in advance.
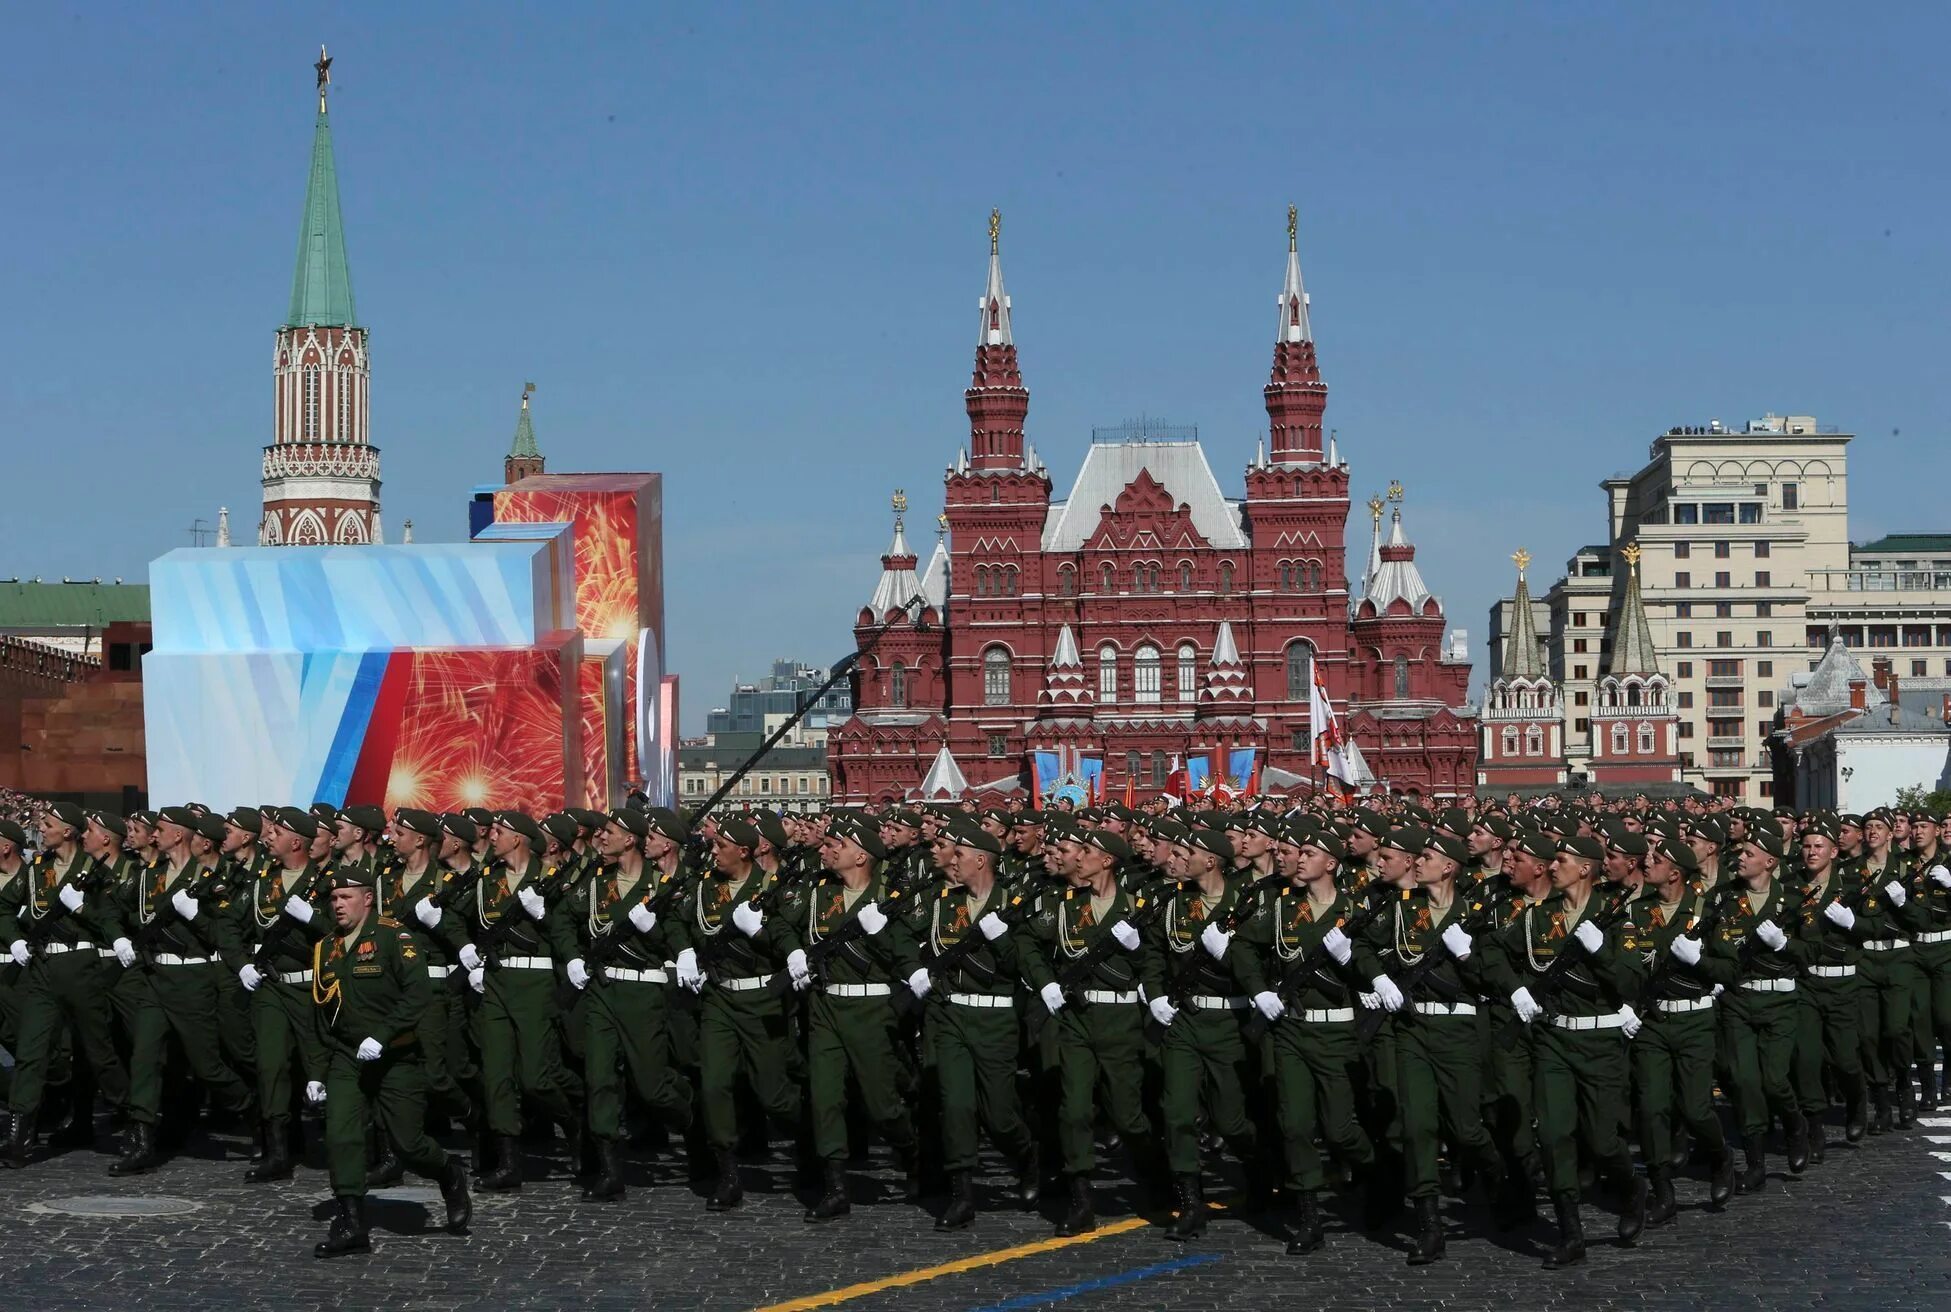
[1269,1014,1373,1193]
[414,968,475,1126]
[1792,974,1863,1116]
[927,999,1031,1173]
[1719,986,1799,1141]
[1858,951,1918,1088]
[476,968,579,1137]
[584,978,692,1142]
[1049,1000,1152,1176]
[806,990,911,1163]
[323,1045,449,1196]
[0,968,19,1100]
[106,965,166,1125]
[1913,939,1951,1072]
[1395,1011,1499,1199]
[1533,1021,1634,1197]
[1159,1005,1257,1176]
[1483,1002,1537,1180]
[149,963,254,1115]
[252,977,324,1128]
[698,987,800,1150]
[1632,1005,1726,1168]
[216,970,256,1080]
[9,954,130,1118]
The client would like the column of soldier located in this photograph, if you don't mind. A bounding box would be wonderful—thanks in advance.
[1,790,1947,1266]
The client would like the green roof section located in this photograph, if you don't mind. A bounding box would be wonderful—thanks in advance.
[0,581,151,629]
[510,393,540,458]
[285,110,359,328]
[1855,532,1951,555]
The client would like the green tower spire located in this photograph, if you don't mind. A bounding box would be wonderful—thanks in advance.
[285,47,358,329]
[510,384,540,458]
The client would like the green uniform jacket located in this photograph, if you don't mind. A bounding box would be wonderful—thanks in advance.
[0,850,123,950]
[566,859,691,972]
[379,857,478,968]
[1906,845,1951,933]
[912,881,1017,998]
[1795,866,1870,968]
[1481,887,1645,1017]
[675,866,799,981]
[437,859,580,966]
[1630,880,1736,1004]
[783,867,916,987]
[1355,886,1493,1006]
[1150,874,1270,1002]
[1705,876,1806,983]
[1242,884,1370,1010]
[312,913,428,1058]
[1018,882,1164,999]
[1843,852,1912,942]
[220,859,330,975]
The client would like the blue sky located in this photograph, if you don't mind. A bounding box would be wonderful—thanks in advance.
[7,4,1947,731]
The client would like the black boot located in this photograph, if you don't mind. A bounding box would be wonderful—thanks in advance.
[1362,1163,1402,1232]
[1647,1166,1677,1227]
[1896,1076,1916,1130]
[439,1155,472,1232]
[243,1120,294,1183]
[1807,1116,1826,1166]
[1496,1161,1537,1230]
[1286,1188,1324,1256]
[1784,1110,1810,1174]
[899,1141,923,1204]
[707,1147,743,1211]
[1165,1174,1206,1241]
[1870,1086,1891,1136]
[1919,1060,1940,1113]
[1845,1087,1868,1143]
[581,1138,626,1202]
[1543,1191,1585,1269]
[1012,1141,1042,1208]
[1057,1173,1095,1237]
[1667,1126,1691,1171]
[313,1196,371,1259]
[1708,1145,1735,1210]
[1736,1144,1766,1195]
[477,1135,523,1192]
[1615,1171,1650,1245]
[106,1120,161,1177]
[561,1117,589,1177]
[937,1168,976,1231]
[805,1160,851,1223]
[1406,1195,1444,1266]
[0,1111,34,1169]
[48,1112,94,1152]
[368,1137,405,1189]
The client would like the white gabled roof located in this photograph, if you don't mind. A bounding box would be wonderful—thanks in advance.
[1363,511,1436,613]
[921,538,950,613]
[1041,441,1247,552]
[919,744,969,798]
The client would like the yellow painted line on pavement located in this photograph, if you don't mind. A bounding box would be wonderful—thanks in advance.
[750,1215,1154,1312]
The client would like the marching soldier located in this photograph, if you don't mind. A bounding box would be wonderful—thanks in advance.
[1791,815,1869,1152]
[387,809,479,1137]
[1908,813,1951,1107]
[1852,809,1918,1129]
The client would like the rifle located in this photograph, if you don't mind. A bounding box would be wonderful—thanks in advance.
[556,864,691,1008]
[450,860,579,992]
[246,862,335,977]
[1024,889,1164,1044]
[1149,870,1286,1040]
[1248,880,1393,1042]
[695,875,792,985]
[1351,887,1498,1042]
[1503,885,1637,1039]
[768,883,920,998]
[131,861,229,967]
[20,856,114,957]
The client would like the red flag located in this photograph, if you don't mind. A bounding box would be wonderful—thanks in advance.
[1164,754,1186,801]
[1124,775,1136,809]
[1246,758,1262,800]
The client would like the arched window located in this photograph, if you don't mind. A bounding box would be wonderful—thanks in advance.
[1177,643,1197,700]
[1279,561,1293,591]
[1178,561,1193,591]
[1307,560,1323,590]
[1003,566,1018,597]
[303,367,320,439]
[983,647,1011,706]
[1637,722,1655,754]
[1285,641,1314,701]
[1393,654,1411,699]
[889,660,908,709]
[335,373,350,440]
[1611,723,1629,754]
[1057,565,1076,597]
[990,484,1000,504]
[1097,645,1118,703]
[1218,561,1234,594]
[1501,726,1519,757]
[1134,645,1162,704]
[1100,563,1116,593]
[1626,682,1641,707]
[1525,725,1544,756]
[975,567,989,597]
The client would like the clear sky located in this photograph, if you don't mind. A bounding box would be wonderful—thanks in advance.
[7,4,1947,731]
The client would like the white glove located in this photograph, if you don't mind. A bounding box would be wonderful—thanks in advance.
[731,900,764,937]
[978,912,1009,941]
[1322,926,1352,965]
[1148,995,1178,1027]
[1199,922,1232,959]
[786,948,811,989]
[468,966,486,993]
[1358,991,1380,1010]
[1884,880,1906,908]
[1574,920,1605,954]
[1441,922,1473,961]
[1511,986,1542,1023]
[1822,901,1855,930]
[458,944,484,972]
[1711,983,1725,998]
[355,1037,384,1061]
[414,897,442,929]
[628,902,656,933]
[58,885,84,912]
[1755,919,1788,952]
[676,947,703,992]
[1040,981,1066,1015]
[1618,1005,1642,1039]
[1252,990,1286,1022]
[1371,974,1405,1013]
[1931,865,1951,888]
[517,886,547,921]
[171,890,200,921]
[112,938,137,968]
[907,967,932,999]
[567,959,589,990]
[305,1080,327,1105]
[1110,920,1140,951]
[239,963,263,991]
[1670,935,1703,966]
[8,940,27,967]
[856,901,888,936]
[283,893,312,924]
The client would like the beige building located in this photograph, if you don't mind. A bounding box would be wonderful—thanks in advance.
[678,737,830,812]
[1806,533,1951,693]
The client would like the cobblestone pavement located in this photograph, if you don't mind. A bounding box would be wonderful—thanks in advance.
[2,1113,1947,1311]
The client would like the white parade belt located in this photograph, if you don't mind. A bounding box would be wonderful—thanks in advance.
[946,992,1012,1008]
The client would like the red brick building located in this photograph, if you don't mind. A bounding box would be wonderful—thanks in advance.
[828,212,1476,804]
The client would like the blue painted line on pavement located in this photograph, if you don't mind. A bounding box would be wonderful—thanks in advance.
[964,1253,1223,1312]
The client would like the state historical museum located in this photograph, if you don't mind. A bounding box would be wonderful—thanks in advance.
[828,211,1476,804]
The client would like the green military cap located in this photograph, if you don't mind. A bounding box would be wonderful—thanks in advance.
[1473,816,1516,842]
[1378,825,1427,856]
[827,813,885,860]
[1538,814,1580,838]
[0,818,26,847]
[89,810,128,838]
[1278,815,1318,847]
[1236,810,1281,838]
[397,808,443,842]
[607,808,649,839]
[1009,811,1045,829]
[128,808,160,829]
[1744,826,1788,860]
[1073,807,1104,826]
[1078,828,1134,862]
[341,804,387,834]
[540,812,582,849]
[1103,803,1137,822]
[439,813,479,845]
[1434,807,1471,838]
[1801,814,1840,842]
[157,805,198,829]
[331,865,375,890]
[1606,831,1650,858]
[1643,815,1680,842]
[1149,818,1190,847]
[272,807,319,841]
[1424,832,1470,869]
[948,821,1004,856]
[1401,803,1434,825]
[1557,835,1605,866]
[192,813,229,845]
[642,806,688,843]
[309,802,340,824]
[1300,825,1347,863]
[883,809,924,832]
[1348,809,1391,840]
[751,810,788,851]
[462,806,496,831]
[1043,815,1078,842]
[1837,813,1865,831]
[1510,828,1557,862]
[45,801,87,830]
[1652,837,1699,874]
[1178,828,1231,864]
[225,806,263,837]
[1913,811,1943,827]
[569,808,609,831]
[495,811,545,849]
[716,816,761,851]
[1688,815,1726,844]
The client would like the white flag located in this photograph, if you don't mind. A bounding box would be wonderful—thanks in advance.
[1310,667,1356,786]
